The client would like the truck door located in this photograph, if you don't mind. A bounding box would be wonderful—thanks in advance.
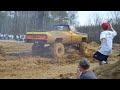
[70,26,80,44]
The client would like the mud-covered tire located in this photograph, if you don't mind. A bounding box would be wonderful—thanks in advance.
[32,43,38,56]
[79,42,88,54]
[51,43,64,58]
[32,43,44,56]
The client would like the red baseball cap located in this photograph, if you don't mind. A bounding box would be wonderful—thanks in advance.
[101,22,109,30]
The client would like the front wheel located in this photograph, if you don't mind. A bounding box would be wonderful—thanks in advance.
[79,42,88,54]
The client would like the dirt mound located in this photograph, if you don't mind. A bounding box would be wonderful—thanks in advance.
[94,59,120,79]
[78,41,99,58]
[89,41,99,47]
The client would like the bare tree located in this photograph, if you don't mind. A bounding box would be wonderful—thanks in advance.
[92,11,103,26]
[67,11,79,26]
[109,11,120,24]
[0,11,79,34]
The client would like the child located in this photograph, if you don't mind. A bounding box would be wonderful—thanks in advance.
[93,22,117,65]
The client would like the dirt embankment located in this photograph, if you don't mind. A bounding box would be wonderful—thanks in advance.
[94,59,120,79]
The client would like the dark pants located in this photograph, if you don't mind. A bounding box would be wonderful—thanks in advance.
[93,51,109,62]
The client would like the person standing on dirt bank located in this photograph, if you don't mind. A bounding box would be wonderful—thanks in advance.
[93,22,117,65]
[77,58,97,79]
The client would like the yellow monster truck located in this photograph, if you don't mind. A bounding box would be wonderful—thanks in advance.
[25,25,88,58]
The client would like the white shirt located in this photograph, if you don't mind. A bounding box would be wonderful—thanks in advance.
[98,30,117,55]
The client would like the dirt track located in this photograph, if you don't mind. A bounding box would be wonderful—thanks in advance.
[0,40,119,79]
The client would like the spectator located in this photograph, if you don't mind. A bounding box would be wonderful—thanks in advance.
[77,58,97,79]
[93,22,117,65]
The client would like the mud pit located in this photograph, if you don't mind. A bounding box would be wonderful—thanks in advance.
[0,40,119,79]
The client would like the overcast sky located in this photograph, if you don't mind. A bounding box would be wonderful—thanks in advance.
[77,11,112,26]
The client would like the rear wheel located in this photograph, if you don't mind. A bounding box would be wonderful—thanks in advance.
[51,43,64,58]
[32,43,44,56]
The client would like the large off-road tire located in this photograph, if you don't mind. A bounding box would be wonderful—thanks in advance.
[79,42,88,54]
[32,43,44,56]
[51,43,64,58]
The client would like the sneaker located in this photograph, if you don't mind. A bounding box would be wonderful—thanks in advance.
[100,61,107,65]
[105,61,108,64]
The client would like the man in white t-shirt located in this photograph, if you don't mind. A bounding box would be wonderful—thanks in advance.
[93,22,117,65]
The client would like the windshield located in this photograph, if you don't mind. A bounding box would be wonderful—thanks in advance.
[53,25,70,31]
[70,26,76,32]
